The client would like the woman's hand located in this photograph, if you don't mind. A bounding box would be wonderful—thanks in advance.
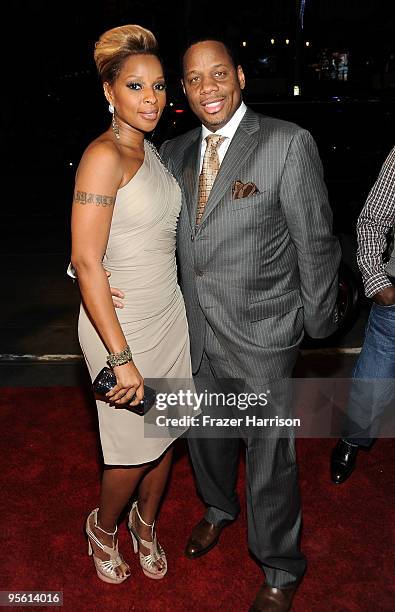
[106,361,144,406]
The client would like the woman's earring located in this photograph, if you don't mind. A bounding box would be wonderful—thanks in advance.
[108,104,120,140]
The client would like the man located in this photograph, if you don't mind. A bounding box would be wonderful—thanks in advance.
[156,37,341,611]
[331,145,395,484]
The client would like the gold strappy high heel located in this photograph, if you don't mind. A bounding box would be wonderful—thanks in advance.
[127,501,167,579]
[86,508,131,584]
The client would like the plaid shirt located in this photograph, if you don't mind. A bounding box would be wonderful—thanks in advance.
[356,145,395,297]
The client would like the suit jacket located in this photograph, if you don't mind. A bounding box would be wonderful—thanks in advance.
[160,107,341,378]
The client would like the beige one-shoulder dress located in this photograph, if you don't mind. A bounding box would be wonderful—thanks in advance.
[78,140,195,465]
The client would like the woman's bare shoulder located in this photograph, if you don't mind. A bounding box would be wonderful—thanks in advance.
[82,134,122,165]
[75,134,123,184]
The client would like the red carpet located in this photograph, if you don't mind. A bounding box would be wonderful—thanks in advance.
[1,387,394,612]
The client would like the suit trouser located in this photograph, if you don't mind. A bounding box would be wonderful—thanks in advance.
[187,321,306,587]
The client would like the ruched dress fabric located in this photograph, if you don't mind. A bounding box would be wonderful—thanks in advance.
[78,140,195,465]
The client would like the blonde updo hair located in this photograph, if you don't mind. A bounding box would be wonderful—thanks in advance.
[94,24,161,84]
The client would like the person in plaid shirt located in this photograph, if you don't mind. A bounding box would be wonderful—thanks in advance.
[331,145,395,484]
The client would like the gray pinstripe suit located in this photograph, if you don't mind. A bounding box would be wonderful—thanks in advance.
[160,107,341,587]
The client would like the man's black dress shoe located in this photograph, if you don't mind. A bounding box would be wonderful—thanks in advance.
[184,518,231,559]
[249,582,300,611]
[330,439,359,484]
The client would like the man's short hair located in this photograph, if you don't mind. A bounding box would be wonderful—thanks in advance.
[180,34,240,75]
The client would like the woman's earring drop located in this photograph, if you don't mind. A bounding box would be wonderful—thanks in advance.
[108,104,120,140]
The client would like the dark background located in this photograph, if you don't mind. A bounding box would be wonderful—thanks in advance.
[2,0,394,255]
[1,1,395,358]
[0,13,393,611]
[2,0,394,259]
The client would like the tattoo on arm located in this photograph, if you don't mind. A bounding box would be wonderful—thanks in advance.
[74,190,115,207]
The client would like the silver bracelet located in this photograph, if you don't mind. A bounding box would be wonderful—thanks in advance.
[107,345,133,367]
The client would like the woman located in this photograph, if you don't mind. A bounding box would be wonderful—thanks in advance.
[71,24,195,584]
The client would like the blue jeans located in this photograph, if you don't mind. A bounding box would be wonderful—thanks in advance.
[344,303,395,447]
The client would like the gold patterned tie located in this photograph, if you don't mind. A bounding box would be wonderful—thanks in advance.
[196,134,226,225]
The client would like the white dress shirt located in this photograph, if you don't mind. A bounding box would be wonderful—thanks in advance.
[199,101,247,173]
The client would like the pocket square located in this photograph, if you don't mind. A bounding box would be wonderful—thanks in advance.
[232,180,260,199]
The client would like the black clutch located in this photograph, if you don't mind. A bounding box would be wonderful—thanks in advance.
[92,367,156,416]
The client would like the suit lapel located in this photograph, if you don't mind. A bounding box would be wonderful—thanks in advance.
[197,108,261,230]
[182,131,202,229]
